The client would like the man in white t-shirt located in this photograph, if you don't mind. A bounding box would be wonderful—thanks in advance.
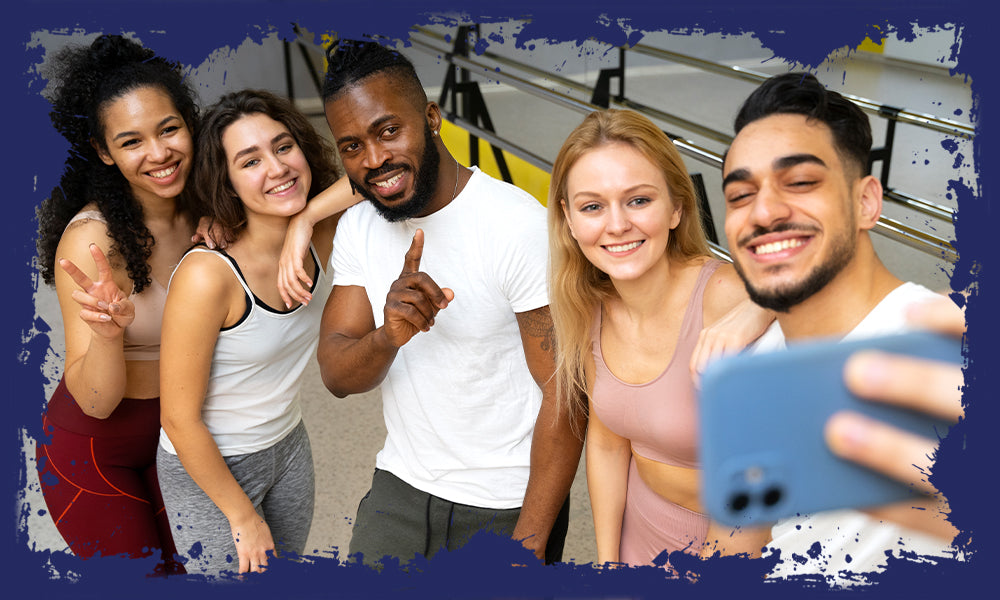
[721,73,962,583]
[315,39,583,566]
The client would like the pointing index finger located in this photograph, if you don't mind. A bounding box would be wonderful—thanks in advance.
[401,228,424,276]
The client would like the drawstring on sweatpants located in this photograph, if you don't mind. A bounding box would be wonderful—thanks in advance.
[423,494,432,557]
[443,502,455,552]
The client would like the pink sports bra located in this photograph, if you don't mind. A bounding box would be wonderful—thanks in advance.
[65,210,165,361]
[589,259,722,469]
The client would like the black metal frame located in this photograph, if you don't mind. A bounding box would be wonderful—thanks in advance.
[591,48,626,108]
[438,26,513,184]
[869,104,902,188]
[283,24,324,105]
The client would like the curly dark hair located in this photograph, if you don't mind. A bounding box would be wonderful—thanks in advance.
[193,89,341,240]
[733,72,872,178]
[35,34,200,293]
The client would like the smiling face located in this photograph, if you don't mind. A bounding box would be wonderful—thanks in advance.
[562,142,681,283]
[722,113,873,312]
[324,73,445,222]
[95,86,193,204]
[221,113,311,221]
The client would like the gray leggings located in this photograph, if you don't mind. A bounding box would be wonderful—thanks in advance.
[156,420,315,576]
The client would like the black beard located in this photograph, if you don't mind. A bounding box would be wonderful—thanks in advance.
[732,226,856,313]
[349,125,441,223]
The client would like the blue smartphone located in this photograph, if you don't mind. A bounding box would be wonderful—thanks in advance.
[699,330,962,528]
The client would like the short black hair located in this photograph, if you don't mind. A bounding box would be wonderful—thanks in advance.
[733,72,872,177]
[322,38,426,107]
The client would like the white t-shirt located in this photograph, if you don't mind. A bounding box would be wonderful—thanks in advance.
[330,167,548,509]
[753,282,960,583]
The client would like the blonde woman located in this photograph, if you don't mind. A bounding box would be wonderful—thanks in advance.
[548,109,771,568]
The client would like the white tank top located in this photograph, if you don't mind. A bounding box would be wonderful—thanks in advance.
[159,245,331,456]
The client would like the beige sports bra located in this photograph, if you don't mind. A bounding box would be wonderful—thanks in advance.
[64,210,165,361]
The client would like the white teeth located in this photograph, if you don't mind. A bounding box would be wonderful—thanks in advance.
[605,241,643,253]
[268,180,295,194]
[149,164,177,179]
[374,173,402,188]
[754,238,805,255]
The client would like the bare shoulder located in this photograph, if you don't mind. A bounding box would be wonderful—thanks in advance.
[168,250,239,299]
[702,261,751,323]
[54,215,127,289]
[57,212,113,257]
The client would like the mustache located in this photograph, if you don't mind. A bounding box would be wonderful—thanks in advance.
[364,163,409,185]
[738,222,820,247]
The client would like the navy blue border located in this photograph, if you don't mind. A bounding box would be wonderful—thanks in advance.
[6,1,994,598]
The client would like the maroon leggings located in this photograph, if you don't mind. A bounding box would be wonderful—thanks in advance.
[36,377,182,573]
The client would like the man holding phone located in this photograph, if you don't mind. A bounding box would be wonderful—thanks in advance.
[720,72,962,580]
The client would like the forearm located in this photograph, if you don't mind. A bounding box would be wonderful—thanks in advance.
[296,176,356,227]
[582,399,631,564]
[63,334,128,419]
[162,416,258,527]
[587,433,630,564]
[318,327,399,397]
[511,395,585,557]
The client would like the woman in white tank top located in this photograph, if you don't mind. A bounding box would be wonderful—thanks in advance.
[156,90,358,576]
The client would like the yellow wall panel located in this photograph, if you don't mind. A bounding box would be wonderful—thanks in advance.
[441,120,552,207]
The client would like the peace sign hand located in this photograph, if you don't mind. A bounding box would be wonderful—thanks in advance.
[59,243,135,339]
[382,229,454,348]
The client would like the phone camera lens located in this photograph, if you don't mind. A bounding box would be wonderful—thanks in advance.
[762,487,783,507]
[729,492,750,512]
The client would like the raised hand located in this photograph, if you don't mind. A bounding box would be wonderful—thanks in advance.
[382,229,454,348]
[825,296,964,540]
[58,243,135,339]
[690,297,774,384]
[277,212,316,309]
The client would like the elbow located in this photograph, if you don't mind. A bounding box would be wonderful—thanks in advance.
[159,412,192,441]
[65,380,118,419]
[323,378,347,398]
[320,369,356,399]
[80,404,115,420]
[159,414,179,438]
[74,395,117,420]
[318,347,363,398]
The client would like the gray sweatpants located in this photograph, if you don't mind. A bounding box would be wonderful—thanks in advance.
[156,420,315,577]
[349,468,570,567]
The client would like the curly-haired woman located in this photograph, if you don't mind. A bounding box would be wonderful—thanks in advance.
[34,34,200,573]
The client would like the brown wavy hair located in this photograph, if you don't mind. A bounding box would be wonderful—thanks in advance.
[192,89,341,240]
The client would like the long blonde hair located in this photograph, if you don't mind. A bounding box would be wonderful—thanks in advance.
[547,109,711,429]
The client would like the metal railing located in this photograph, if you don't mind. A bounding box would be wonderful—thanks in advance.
[409,25,960,263]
